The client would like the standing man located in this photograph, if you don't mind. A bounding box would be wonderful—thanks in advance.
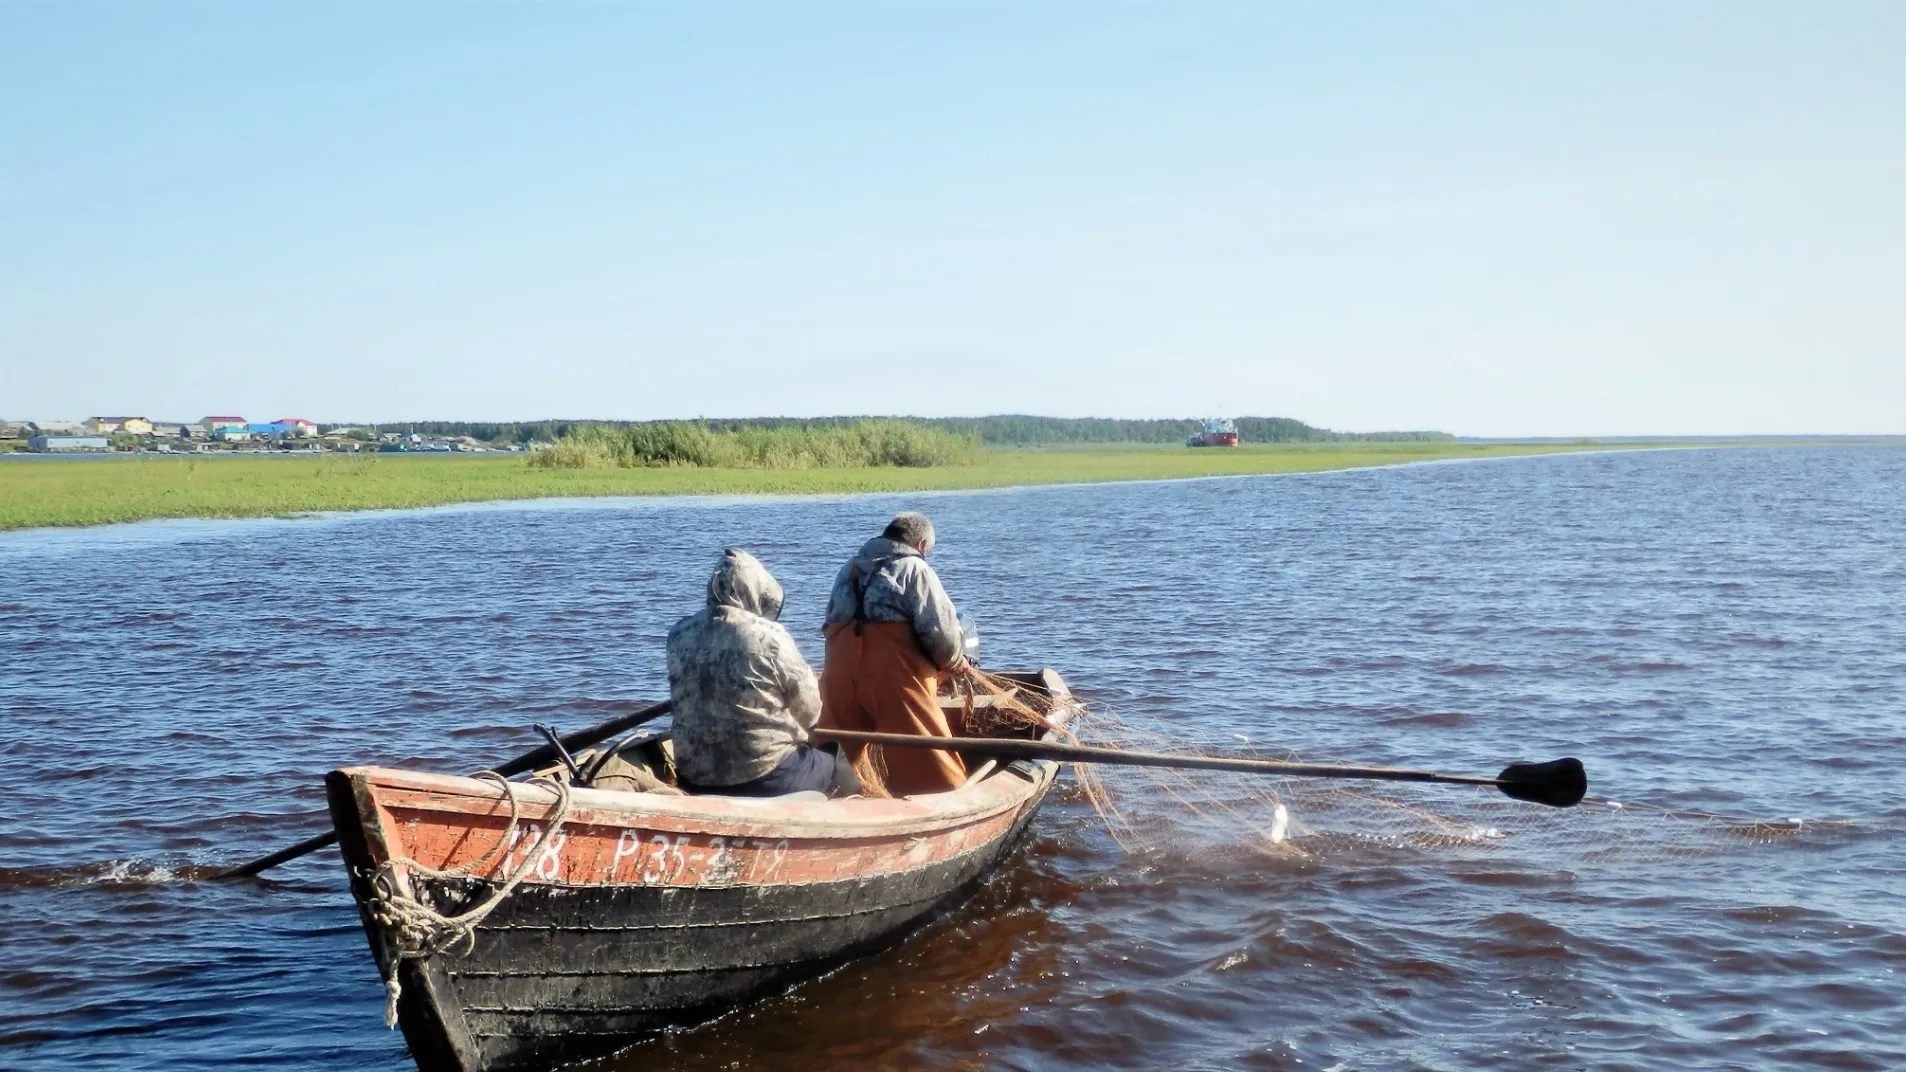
[668,548,859,798]
[820,511,970,795]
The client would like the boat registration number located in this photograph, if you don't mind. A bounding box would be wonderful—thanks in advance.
[500,822,791,886]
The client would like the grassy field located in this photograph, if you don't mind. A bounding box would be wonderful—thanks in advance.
[0,442,1628,531]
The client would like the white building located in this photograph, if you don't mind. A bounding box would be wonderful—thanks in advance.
[30,435,111,452]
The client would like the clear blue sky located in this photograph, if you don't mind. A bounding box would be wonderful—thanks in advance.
[3,3,1901,435]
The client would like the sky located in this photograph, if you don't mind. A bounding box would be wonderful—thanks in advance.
[2,3,1902,436]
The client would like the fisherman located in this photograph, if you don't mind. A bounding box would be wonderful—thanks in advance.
[819,511,971,795]
[667,548,860,798]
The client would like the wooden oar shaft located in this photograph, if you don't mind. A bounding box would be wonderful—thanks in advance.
[491,700,673,779]
[811,729,1504,788]
[212,700,674,880]
[218,830,339,879]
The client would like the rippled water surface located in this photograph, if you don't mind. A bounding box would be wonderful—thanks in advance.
[4,447,1904,1070]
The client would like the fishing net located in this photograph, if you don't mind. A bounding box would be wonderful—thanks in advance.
[958,678,1860,867]
[957,670,1068,739]
[847,671,1069,797]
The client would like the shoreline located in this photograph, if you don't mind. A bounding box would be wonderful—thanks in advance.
[0,441,1814,535]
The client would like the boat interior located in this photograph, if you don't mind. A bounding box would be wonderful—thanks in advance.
[535,669,1071,800]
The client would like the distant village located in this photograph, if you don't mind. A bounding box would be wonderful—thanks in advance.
[0,416,533,454]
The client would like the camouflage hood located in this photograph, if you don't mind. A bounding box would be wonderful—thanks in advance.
[706,547,784,621]
[668,548,818,786]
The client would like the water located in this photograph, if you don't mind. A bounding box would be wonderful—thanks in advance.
[3,446,1903,1070]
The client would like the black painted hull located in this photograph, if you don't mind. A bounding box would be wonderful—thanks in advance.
[327,762,1057,1071]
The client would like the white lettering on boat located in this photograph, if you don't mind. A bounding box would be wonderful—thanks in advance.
[495,821,568,879]
[610,829,643,872]
[572,831,804,886]
[700,836,742,885]
[638,833,692,885]
[754,838,790,881]
[503,822,540,874]
[535,832,567,879]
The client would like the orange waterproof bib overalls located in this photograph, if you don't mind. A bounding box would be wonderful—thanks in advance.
[818,559,966,796]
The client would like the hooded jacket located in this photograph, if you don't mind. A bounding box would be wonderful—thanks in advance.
[667,549,822,787]
[822,536,965,670]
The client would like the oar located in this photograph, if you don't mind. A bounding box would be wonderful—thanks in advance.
[811,729,1588,808]
[211,700,674,880]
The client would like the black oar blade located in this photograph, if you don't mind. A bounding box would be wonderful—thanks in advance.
[1495,758,1587,808]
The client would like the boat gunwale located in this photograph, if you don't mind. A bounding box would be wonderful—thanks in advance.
[343,755,1057,845]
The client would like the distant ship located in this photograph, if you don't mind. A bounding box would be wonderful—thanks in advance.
[1186,417,1239,447]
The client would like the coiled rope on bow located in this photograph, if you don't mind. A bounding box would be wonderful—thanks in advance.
[365,771,574,1028]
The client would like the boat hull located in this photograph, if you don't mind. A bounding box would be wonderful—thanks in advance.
[328,684,1067,1071]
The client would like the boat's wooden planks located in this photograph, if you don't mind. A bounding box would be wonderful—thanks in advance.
[361,786,1027,889]
[331,667,1075,1072]
[441,823,1037,1067]
[420,843,1011,974]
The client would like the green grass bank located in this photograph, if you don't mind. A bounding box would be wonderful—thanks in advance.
[0,442,1627,532]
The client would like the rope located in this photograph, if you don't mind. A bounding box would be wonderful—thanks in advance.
[365,771,574,1028]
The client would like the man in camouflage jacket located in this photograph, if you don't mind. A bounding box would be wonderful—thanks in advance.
[667,548,857,797]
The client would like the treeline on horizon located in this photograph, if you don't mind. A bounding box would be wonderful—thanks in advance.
[332,415,1454,446]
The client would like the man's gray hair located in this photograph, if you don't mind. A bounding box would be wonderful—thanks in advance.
[882,511,936,553]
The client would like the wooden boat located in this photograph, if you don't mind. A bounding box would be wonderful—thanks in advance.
[326,670,1077,1072]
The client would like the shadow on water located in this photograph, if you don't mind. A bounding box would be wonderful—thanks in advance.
[596,839,1085,1072]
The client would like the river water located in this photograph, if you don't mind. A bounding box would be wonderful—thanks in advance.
[3,446,1903,1070]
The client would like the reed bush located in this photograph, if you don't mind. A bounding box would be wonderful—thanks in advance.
[529,419,978,470]
[530,425,629,469]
